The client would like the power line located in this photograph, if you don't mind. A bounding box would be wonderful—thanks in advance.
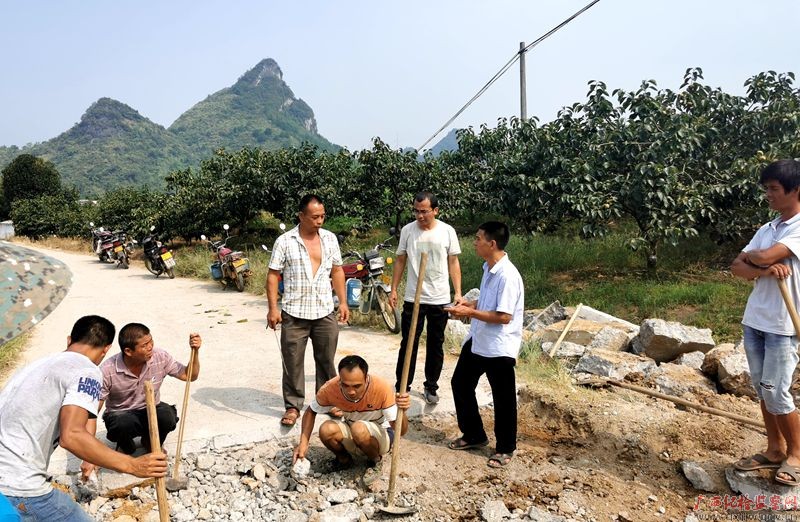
[416,0,603,152]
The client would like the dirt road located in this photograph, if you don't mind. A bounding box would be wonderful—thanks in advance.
[10,245,492,477]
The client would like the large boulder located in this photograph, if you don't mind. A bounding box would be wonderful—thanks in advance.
[524,301,567,331]
[700,343,737,377]
[576,305,639,333]
[541,341,585,363]
[632,319,715,363]
[644,363,716,397]
[445,319,470,344]
[717,352,755,398]
[573,348,657,381]
[540,319,610,346]
[588,326,631,352]
[673,351,706,370]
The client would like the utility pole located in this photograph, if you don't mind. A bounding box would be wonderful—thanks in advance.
[519,41,527,121]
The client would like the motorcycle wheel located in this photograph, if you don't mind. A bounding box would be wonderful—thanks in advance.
[375,287,401,334]
[166,266,175,279]
[98,254,106,262]
[144,258,160,276]
[119,252,129,269]
[234,272,245,292]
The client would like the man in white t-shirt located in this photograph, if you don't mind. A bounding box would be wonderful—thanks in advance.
[389,191,462,404]
[731,159,800,487]
[0,316,167,521]
[445,221,524,468]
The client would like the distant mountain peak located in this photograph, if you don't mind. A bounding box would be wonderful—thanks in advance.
[237,58,283,87]
[75,97,157,140]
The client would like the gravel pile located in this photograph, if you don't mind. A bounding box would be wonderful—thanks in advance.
[74,438,419,522]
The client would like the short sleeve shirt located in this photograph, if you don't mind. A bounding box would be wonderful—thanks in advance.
[100,348,185,412]
[396,220,461,305]
[742,213,800,336]
[310,375,397,428]
[269,226,343,320]
[465,254,525,359]
[0,352,101,497]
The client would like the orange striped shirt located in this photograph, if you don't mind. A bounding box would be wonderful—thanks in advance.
[311,375,397,427]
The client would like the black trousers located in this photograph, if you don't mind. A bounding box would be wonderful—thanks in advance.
[395,302,449,392]
[451,339,517,454]
[104,403,178,453]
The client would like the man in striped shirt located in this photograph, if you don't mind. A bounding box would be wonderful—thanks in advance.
[292,355,410,486]
[267,194,349,427]
[80,323,201,476]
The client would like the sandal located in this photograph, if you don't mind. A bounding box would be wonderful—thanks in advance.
[362,458,383,486]
[281,407,300,427]
[487,453,513,468]
[447,437,489,451]
[775,460,800,486]
[734,453,782,471]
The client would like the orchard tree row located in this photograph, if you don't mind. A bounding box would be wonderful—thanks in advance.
[3,68,800,267]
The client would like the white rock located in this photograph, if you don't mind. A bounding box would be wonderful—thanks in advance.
[252,462,267,482]
[292,458,311,478]
[327,488,358,504]
[481,499,511,521]
[196,454,215,471]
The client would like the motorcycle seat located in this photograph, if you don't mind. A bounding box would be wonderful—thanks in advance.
[342,262,368,279]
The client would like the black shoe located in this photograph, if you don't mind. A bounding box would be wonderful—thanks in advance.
[115,440,136,455]
[423,388,439,405]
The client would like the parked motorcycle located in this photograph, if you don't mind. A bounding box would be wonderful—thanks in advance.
[108,231,136,269]
[141,226,176,278]
[340,229,400,333]
[201,224,251,292]
[89,222,114,262]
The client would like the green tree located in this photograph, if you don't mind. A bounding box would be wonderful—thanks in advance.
[1,154,62,217]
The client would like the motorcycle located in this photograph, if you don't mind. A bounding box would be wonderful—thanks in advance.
[89,222,114,262]
[339,229,401,334]
[141,225,176,279]
[201,224,251,292]
[108,230,136,269]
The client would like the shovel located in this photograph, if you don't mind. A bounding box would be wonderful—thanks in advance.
[778,278,800,338]
[166,347,196,491]
[144,380,170,522]
[378,252,428,516]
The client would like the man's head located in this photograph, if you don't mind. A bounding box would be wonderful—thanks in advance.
[760,160,800,209]
[337,355,369,402]
[474,221,510,259]
[119,323,154,364]
[69,315,115,349]
[298,194,326,232]
[412,191,439,229]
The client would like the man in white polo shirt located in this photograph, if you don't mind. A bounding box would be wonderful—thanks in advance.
[731,159,800,487]
[445,221,524,468]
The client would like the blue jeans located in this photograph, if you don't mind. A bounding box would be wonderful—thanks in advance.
[4,489,91,522]
[743,325,799,415]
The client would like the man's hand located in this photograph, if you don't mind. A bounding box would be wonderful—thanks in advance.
[338,303,350,324]
[293,440,308,464]
[395,391,411,411]
[80,461,97,482]
[452,293,465,306]
[444,303,472,319]
[129,451,168,478]
[189,332,202,351]
[767,263,792,280]
[268,308,282,329]
[389,289,398,310]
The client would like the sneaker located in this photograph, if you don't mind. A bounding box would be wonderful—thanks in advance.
[423,387,439,405]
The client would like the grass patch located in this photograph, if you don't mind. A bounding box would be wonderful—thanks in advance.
[0,333,29,380]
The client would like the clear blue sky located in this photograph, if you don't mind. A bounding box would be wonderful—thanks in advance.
[1,1,798,151]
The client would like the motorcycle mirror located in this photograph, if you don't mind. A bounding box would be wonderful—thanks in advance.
[279,223,286,231]
[98,227,104,232]
[223,224,230,231]
[389,226,397,237]
[200,234,207,241]
[89,222,95,227]
[150,225,155,232]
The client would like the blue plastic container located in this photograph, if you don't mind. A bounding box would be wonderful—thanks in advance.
[209,262,223,280]
[346,279,362,307]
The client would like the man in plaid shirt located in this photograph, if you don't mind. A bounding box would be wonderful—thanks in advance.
[267,194,350,427]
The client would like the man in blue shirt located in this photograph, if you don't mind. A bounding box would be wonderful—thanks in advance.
[445,221,524,468]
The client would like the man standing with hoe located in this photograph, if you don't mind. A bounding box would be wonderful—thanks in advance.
[389,191,462,404]
[731,159,800,486]
[268,194,350,427]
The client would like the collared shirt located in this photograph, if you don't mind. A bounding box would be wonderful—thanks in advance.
[310,375,397,428]
[100,348,185,412]
[268,225,343,320]
[743,212,800,336]
[465,254,525,359]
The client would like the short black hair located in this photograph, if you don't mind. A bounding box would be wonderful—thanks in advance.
[70,315,115,348]
[760,159,800,194]
[118,323,150,352]
[299,194,324,213]
[478,221,510,250]
[338,355,368,376]
[413,191,438,210]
